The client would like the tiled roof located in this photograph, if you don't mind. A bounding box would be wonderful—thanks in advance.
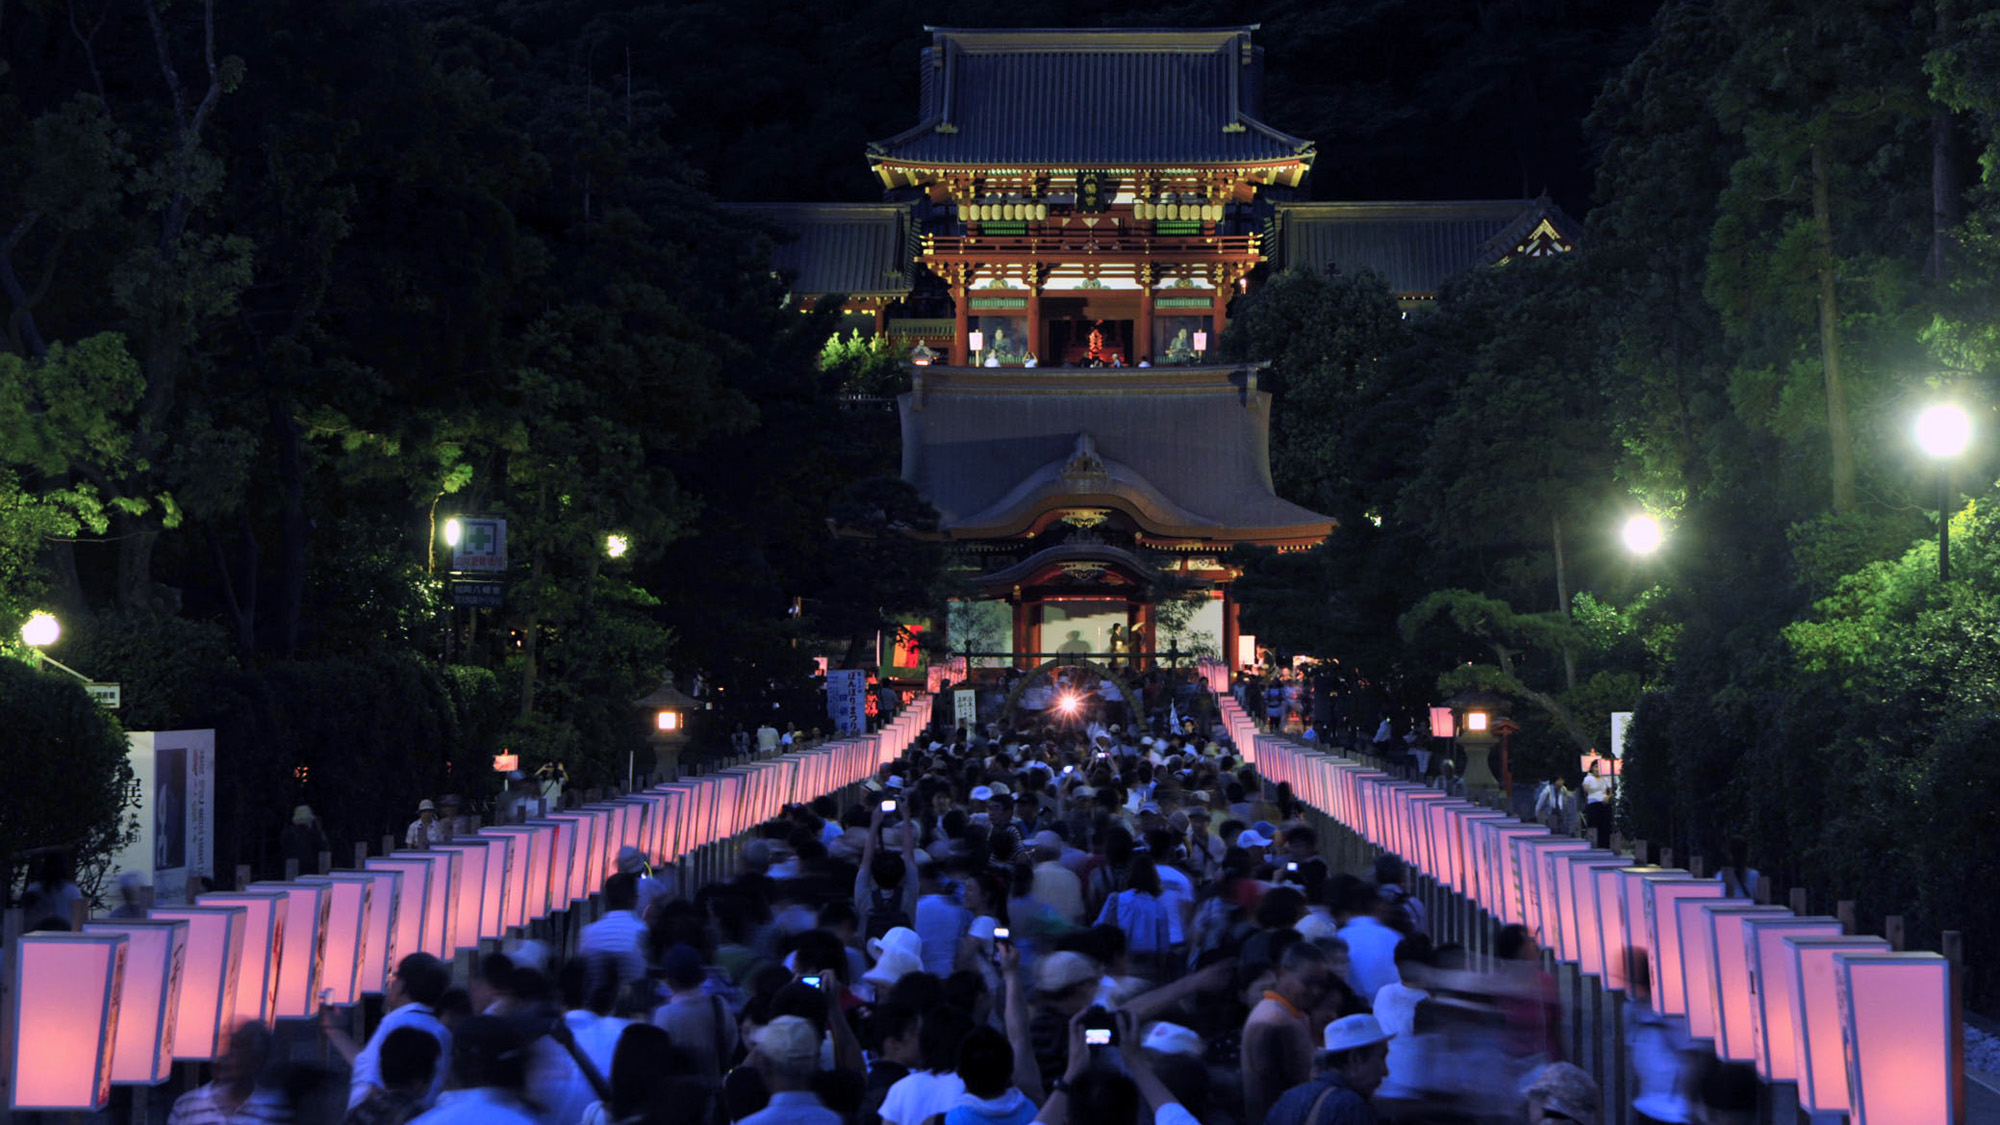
[1272,199,1578,296]
[900,366,1333,545]
[870,28,1313,168]
[724,203,915,299]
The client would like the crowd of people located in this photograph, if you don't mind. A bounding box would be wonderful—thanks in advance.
[152,715,1768,1125]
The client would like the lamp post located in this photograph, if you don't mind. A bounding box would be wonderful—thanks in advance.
[635,675,699,784]
[19,611,94,686]
[1914,403,1971,582]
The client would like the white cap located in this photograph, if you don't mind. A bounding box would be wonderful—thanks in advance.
[1141,1021,1205,1058]
[970,785,995,802]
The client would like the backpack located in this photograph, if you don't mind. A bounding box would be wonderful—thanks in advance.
[865,886,911,940]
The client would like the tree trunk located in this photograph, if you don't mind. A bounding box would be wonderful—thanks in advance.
[1930,1,1964,282]
[517,547,545,723]
[270,394,307,657]
[117,523,159,613]
[1551,510,1577,691]
[1810,141,1857,514]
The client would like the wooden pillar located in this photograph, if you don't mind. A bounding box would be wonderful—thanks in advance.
[1135,272,1155,366]
[1012,596,1034,671]
[1027,274,1044,364]
[1135,601,1156,671]
[1221,589,1240,671]
[951,270,971,366]
[873,305,888,337]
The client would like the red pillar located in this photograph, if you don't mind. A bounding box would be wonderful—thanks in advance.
[1027,279,1043,366]
[952,274,971,366]
[1134,601,1156,671]
[1222,589,1241,672]
[1012,597,1035,670]
[1136,278,1155,367]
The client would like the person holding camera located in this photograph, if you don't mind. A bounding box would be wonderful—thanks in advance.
[1030,1008,1201,1125]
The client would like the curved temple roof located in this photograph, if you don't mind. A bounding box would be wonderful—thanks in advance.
[899,365,1333,548]
[870,27,1314,170]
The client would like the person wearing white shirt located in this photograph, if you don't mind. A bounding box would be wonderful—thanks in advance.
[409,1017,540,1125]
[1334,881,1404,1004]
[880,1006,975,1125]
[338,953,454,1110]
[528,981,629,1125]
[577,874,648,989]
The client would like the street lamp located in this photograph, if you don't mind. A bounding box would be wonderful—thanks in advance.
[18,611,90,684]
[606,533,629,559]
[1915,403,1971,582]
[1622,514,1664,556]
[21,611,59,648]
[443,518,463,548]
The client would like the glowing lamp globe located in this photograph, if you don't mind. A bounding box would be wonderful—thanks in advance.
[9,932,126,1111]
[19,611,59,647]
[1915,403,1972,459]
[1622,514,1664,555]
[81,919,188,1085]
[443,518,463,548]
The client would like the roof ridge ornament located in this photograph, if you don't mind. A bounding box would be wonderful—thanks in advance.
[1062,432,1108,481]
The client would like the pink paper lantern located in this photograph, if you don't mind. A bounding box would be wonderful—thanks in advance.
[390,850,458,956]
[80,919,188,1085]
[247,881,331,1019]
[1700,903,1788,1061]
[344,867,404,995]
[8,932,126,1110]
[520,819,563,918]
[1676,894,1744,1043]
[1641,878,1726,1015]
[196,890,289,1025]
[1519,838,1591,953]
[478,827,532,930]
[432,843,491,950]
[305,874,377,1005]
[1740,915,1843,1081]
[146,904,247,1060]
[364,856,432,968]
[1566,857,1627,976]
[1785,935,1891,1114]
[1835,951,1958,1125]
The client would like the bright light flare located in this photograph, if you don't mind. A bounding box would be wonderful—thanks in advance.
[1055,692,1081,715]
[20,611,59,648]
[1915,403,1972,459]
[443,518,463,547]
[1622,514,1665,556]
[606,533,629,558]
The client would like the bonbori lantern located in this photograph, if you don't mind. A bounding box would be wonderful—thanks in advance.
[1785,934,1890,1115]
[1642,878,1727,1015]
[8,932,126,1111]
[1834,951,1959,1125]
[146,904,246,1060]
[1740,914,1844,1082]
[1701,903,1789,1061]
[247,881,330,1020]
[195,890,288,1026]
[363,856,431,967]
[80,919,188,1085]
[343,867,404,996]
[304,874,377,1005]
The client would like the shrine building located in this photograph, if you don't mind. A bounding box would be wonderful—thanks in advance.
[742,26,1577,669]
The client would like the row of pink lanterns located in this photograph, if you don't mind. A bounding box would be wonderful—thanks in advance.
[1217,698,1958,1124]
[8,697,933,1111]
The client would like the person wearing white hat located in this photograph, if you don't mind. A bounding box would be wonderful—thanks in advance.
[405,799,446,849]
[1260,1013,1393,1125]
[738,1016,840,1124]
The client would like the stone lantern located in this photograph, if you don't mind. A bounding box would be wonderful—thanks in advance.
[1446,689,1510,800]
[635,675,700,781]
